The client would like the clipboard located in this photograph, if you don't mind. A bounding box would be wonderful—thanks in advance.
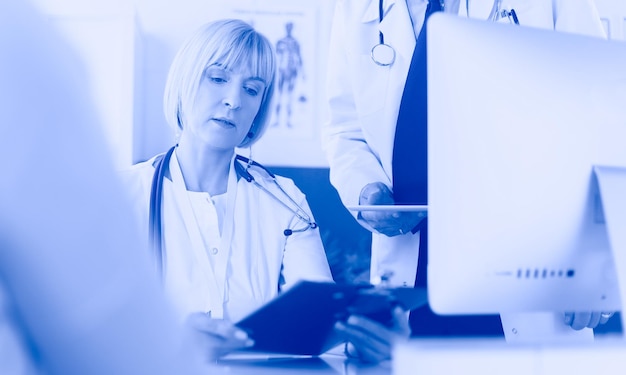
[235,281,428,356]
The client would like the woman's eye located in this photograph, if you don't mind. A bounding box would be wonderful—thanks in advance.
[245,87,260,96]
[210,76,227,83]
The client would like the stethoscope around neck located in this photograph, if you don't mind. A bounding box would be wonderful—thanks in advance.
[370,0,396,66]
[371,0,444,66]
[149,145,317,276]
[371,0,519,67]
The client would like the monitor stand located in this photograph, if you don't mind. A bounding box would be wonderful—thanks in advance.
[500,166,625,344]
[594,165,626,335]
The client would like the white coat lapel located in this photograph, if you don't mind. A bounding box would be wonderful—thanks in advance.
[355,0,417,181]
[361,0,383,23]
[378,0,416,66]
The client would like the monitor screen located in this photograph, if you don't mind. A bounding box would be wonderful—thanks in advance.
[426,14,625,314]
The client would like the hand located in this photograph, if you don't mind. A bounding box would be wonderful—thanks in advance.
[358,182,426,237]
[334,306,410,363]
[185,312,254,362]
[563,311,615,330]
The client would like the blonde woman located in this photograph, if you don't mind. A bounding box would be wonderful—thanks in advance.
[123,19,332,360]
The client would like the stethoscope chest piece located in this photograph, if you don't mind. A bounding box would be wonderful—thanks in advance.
[371,43,396,66]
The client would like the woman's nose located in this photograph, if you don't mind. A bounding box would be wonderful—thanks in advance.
[222,87,241,110]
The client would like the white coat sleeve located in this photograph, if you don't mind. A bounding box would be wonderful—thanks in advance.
[553,0,607,38]
[322,0,393,212]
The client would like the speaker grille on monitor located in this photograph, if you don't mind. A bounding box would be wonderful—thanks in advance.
[515,268,575,279]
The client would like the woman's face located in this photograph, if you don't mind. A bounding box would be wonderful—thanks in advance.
[183,63,266,151]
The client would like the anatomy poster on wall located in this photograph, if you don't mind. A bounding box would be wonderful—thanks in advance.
[229,3,324,166]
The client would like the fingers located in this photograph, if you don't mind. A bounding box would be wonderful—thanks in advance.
[358,182,427,236]
[599,312,615,325]
[335,318,392,363]
[360,211,425,237]
[390,306,411,338]
[358,182,403,236]
[588,312,602,329]
[360,210,403,236]
[566,311,592,330]
[564,311,614,330]
[564,312,574,326]
[359,182,394,205]
[185,313,253,361]
[348,315,397,344]
[190,314,248,340]
[334,311,410,364]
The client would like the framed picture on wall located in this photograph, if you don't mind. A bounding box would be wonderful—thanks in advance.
[229,2,327,167]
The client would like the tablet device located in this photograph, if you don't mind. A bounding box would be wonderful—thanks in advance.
[235,281,428,356]
[345,205,428,213]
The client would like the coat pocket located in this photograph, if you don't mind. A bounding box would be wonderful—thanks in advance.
[350,53,391,117]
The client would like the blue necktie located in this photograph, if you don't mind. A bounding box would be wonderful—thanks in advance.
[391,0,440,206]
[393,1,504,336]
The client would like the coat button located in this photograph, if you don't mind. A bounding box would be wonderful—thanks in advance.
[211,248,218,255]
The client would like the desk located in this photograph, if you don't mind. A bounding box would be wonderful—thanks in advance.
[394,337,624,375]
[213,351,391,374]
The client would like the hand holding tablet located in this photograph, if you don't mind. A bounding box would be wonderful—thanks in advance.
[346,205,427,214]
[346,205,428,236]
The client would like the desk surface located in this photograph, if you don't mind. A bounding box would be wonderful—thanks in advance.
[394,337,626,375]
[213,352,391,375]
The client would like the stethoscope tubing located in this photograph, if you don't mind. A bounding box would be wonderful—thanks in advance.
[149,146,318,275]
[148,145,175,280]
[372,0,520,67]
[234,155,315,227]
[371,0,396,66]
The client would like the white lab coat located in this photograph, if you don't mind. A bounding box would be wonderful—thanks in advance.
[323,0,606,339]
[459,0,606,34]
[122,152,333,322]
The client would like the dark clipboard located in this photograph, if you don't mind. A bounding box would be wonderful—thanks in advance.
[234,281,428,356]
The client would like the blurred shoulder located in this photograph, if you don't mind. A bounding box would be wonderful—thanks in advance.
[118,156,160,196]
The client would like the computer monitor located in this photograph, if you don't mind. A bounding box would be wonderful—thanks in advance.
[426,14,625,314]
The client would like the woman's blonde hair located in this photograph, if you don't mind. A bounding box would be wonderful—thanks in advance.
[163,19,276,147]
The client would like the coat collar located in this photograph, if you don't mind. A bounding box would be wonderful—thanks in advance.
[361,0,397,23]
[362,0,415,65]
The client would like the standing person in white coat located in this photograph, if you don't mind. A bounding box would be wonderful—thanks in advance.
[123,19,333,360]
[323,0,611,342]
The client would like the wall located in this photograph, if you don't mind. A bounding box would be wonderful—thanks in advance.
[31,0,336,168]
[30,0,626,169]
[29,0,142,169]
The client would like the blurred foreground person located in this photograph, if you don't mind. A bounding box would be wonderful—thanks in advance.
[0,1,208,373]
